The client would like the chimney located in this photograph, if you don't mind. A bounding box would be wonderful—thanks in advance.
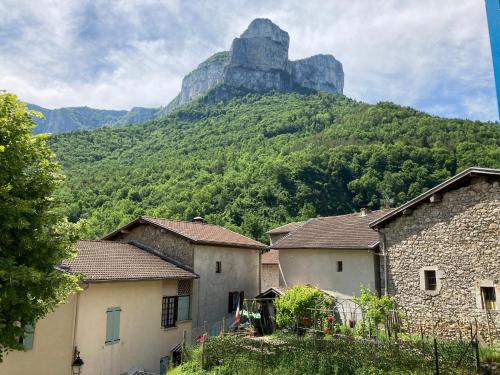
[191,216,206,224]
[360,208,369,217]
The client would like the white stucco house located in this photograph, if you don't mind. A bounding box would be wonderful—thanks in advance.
[266,209,392,300]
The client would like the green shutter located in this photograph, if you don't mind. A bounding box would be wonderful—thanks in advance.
[23,324,34,350]
[106,307,121,344]
[177,296,190,321]
[113,309,120,342]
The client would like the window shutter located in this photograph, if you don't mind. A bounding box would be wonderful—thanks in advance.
[23,325,34,350]
[106,309,114,343]
[177,296,190,321]
[106,307,121,344]
[228,292,233,313]
[113,309,121,343]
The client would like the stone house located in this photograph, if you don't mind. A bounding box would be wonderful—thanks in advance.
[370,167,500,341]
[102,216,267,334]
[1,240,198,375]
[267,210,391,300]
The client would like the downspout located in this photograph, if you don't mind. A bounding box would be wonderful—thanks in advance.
[71,283,90,373]
[380,231,389,296]
[258,250,262,294]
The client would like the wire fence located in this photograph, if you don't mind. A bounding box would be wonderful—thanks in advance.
[182,298,499,374]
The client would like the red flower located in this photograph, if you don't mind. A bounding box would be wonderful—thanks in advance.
[327,315,333,322]
[324,327,331,333]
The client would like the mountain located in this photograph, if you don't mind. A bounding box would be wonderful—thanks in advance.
[166,18,344,111]
[28,104,162,134]
[28,19,343,134]
[49,91,500,242]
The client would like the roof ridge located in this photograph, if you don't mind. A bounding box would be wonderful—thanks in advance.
[142,215,220,227]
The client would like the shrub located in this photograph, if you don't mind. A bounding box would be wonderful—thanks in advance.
[274,285,331,328]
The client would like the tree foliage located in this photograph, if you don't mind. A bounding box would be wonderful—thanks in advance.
[48,92,500,241]
[274,285,331,328]
[0,93,80,360]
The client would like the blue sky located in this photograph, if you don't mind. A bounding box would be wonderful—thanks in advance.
[0,0,498,121]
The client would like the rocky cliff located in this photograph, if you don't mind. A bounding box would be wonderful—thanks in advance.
[167,18,344,111]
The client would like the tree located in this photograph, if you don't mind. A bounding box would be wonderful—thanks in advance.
[0,92,80,361]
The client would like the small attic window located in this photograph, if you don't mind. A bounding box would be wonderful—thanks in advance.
[216,261,221,273]
[337,261,343,272]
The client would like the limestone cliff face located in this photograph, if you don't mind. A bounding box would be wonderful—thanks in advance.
[167,18,344,111]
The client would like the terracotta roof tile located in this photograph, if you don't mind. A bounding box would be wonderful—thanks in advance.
[267,221,305,234]
[272,210,392,250]
[62,240,197,282]
[261,249,279,264]
[104,216,267,250]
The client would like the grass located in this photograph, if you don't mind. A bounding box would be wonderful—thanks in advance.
[169,333,489,374]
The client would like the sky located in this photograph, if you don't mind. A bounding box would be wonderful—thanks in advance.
[0,0,498,122]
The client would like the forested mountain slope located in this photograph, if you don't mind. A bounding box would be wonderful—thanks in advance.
[28,104,161,134]
[49,92,500,241]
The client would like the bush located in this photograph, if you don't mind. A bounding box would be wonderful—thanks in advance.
[274,285,331,328]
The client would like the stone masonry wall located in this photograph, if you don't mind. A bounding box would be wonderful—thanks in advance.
[262,264,280,290]
[115,223,195,267]
[380,178,499,342]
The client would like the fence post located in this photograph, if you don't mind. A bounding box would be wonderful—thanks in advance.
[260,340,264,375]
[201,334,207,369]
[433,337,439,375]
[474,336,481,372]
[181,330,186,364]
[222,317,225,335]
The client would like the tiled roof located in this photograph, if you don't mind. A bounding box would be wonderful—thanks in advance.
[262,249,279,264]
[370,167,500,229]
[62,240,197,282]
[272,210,392,250]
[267,221,305,234]
[103,216,267,250]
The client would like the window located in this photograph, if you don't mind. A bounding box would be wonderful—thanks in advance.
[177,295,190,321]
[162,294,191,327]
[162,297,177,328]
[19,325,34,350]
[481,287,497,310]
[337,261,343,272]
[105,307,121,345]
[228,291,244,313]
[216,261,222,273]
[424,270,437,291]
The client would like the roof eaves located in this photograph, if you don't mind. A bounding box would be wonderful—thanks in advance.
[369,167,500,229]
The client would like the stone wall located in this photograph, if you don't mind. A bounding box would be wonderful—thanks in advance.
[114,223,195,267]
[380,178,500,342]
[262,264,280,290]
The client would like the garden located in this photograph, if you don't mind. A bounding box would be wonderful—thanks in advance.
[169,286,500,375]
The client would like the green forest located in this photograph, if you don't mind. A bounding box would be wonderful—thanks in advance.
[49,91,500,242]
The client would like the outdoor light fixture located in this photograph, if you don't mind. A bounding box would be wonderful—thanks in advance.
[72,347,84,375]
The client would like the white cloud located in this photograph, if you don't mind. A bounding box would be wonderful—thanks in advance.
[0,0,497,121]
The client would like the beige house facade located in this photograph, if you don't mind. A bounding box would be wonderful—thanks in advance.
[103,216,266,336]
[267,210,391,300]
[1,240,197,375]
[370,167,500,342]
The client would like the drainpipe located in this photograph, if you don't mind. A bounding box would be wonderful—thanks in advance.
[71,283,90,373]
[259,250,262,294]
[380,231,389,296]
